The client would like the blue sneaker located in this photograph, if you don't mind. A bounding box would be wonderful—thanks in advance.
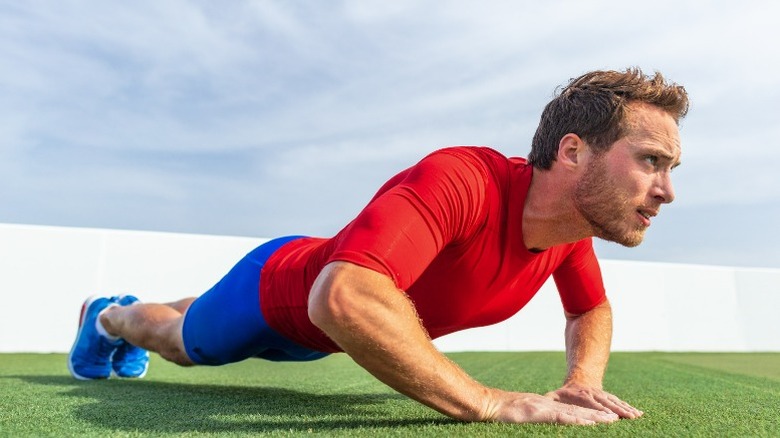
[110,295,150,378]
[68,296,121,380]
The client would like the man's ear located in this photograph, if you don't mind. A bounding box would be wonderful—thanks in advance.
[556,133,586,170]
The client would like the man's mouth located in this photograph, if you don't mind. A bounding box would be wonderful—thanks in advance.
[636,208,658,227]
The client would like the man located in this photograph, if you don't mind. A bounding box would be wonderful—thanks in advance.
[68,68,688,426]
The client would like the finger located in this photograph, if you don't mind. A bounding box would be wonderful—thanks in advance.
[553,412,597,426]
[608,396,643,418]
[616,401,643,418]
[546,401,619,425]
[595,394,643,419]
[554,390,616,416]
[562,405,620,425]
[597,397,634,418]
[574,395,615,415]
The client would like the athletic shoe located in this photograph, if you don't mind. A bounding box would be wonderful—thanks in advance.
[110,295,150,378]
[68,296,121,380]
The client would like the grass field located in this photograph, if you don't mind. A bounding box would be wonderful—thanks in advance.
[1,352,778,437]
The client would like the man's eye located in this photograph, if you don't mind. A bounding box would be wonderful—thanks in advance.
[645,156,658,166]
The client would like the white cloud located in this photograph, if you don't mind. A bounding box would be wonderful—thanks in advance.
[1,0,779,267]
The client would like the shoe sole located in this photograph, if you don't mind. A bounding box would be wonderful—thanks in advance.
[113,362,149,379]
[67,295,108,380]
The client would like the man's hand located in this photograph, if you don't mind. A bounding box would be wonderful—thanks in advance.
[486,389,619,425]
[545,382,643,419]
[554,299,642,420]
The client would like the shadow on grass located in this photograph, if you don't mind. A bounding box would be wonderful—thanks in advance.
[14,375,456,433]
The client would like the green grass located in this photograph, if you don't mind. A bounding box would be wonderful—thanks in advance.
[1,352,778,437]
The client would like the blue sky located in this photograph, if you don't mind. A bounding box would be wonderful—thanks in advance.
[2,1,779,268]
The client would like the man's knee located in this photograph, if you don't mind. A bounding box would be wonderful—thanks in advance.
[159,348,196,367]
[165,297,197,314]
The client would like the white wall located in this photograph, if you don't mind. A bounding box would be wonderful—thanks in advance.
[1,223,778,353]
[0,223,265,353]
[434,260,780,352]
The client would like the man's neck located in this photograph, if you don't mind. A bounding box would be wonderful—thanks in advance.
[522,168,592,251]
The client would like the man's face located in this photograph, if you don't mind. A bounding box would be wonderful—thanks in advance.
[574,103,681,247]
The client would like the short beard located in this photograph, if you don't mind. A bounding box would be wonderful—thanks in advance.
[574,157,646,247]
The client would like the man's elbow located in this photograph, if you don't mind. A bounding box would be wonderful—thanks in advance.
[565,297,611,321]
[307,262,358,332]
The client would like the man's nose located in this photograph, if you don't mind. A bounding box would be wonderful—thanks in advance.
[653,172,675,204]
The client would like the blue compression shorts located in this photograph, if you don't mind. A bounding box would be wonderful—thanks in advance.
[182,235,330,365]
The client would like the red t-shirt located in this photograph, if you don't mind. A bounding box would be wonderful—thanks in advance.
[260,146,606,353]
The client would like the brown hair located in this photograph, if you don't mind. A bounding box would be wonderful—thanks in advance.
[527,67,689,170]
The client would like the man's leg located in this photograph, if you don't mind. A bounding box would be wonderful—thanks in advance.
[165,298,196,314]
[100,298,196,366]
[67,235,326,380]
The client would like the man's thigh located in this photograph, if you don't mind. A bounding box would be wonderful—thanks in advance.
[181,236,328,365]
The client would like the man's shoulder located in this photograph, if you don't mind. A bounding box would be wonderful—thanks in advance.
[427,145,514,160]
[422,146,527,175]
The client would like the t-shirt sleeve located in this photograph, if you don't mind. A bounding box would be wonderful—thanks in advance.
[552,238,607,315]
[327,149,488,290]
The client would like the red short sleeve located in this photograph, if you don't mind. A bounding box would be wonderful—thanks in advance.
[326,148,487,290]
[552,238,607,315]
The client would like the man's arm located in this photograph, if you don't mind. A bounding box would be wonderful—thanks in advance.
[308,261,619,425]
[545,298,643,419]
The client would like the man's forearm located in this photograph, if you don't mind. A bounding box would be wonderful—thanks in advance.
[549,298,642,419]
[308,261,492,421]
[563,298,613,388]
